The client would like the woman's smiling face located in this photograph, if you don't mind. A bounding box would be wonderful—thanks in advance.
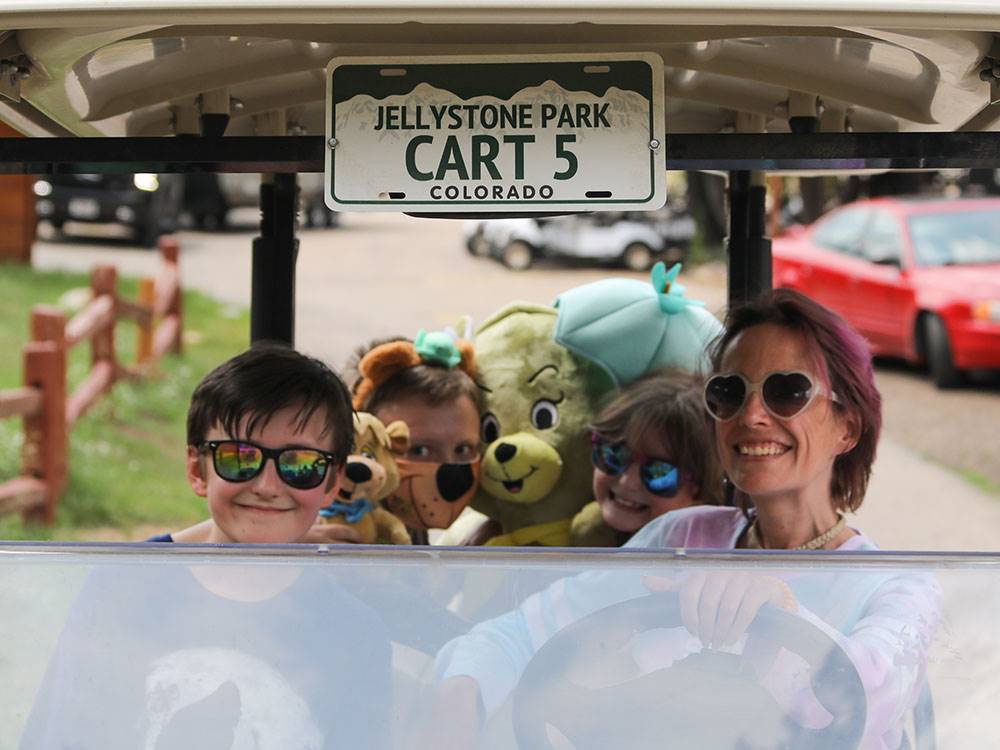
[714,324,856,504]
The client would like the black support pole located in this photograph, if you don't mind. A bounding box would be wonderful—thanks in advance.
[251,173,298,345]
[726,170,772,308]
[727,170,751,308]
[747,175,772,298]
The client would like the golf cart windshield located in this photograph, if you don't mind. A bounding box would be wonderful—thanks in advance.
[2,543,997,748]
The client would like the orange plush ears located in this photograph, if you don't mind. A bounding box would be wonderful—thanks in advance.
[352,331,477,410]
[454,339,477,379]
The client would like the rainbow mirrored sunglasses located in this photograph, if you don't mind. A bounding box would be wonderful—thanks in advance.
[200,440,336,490]
[590,433,683,498]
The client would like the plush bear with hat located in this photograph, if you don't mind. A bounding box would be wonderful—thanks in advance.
[471,262,722,546]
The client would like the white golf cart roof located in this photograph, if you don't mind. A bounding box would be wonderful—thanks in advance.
[1,0,999,139]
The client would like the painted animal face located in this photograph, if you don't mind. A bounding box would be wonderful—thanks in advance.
[385,457,481,529]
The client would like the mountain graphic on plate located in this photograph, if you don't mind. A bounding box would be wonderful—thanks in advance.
[330,79,659,206]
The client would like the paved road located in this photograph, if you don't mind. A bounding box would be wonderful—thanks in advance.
[33,213,1000,550]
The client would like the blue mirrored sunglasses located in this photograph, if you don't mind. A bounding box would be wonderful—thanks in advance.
[590,433,682,498]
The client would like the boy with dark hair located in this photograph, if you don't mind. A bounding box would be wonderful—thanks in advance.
[153,342,354,543]
[187,342,354,472]
[20,344,391,749]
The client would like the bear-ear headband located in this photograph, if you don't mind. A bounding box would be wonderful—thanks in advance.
[352,329,477,410]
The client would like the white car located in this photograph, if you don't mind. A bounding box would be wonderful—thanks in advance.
[474,208,695,271]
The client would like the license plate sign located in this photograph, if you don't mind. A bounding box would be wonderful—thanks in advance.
[325,54,665,212]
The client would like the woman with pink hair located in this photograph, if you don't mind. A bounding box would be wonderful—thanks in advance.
[429,289,941,750]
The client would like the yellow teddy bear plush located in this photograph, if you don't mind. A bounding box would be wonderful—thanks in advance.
[318,412,412,545]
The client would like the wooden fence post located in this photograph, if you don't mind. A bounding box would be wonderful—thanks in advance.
[90,265,118,375]
[31,305,67,347]
[27,308,68,524]
[21,341,67,525]
[158,236,183,355]
[136,277,155,366]
[10,247,187,523]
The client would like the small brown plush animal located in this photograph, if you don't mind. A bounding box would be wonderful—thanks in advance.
[318,412,412,544]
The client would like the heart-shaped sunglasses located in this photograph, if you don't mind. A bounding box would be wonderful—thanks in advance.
[703,371,838,422]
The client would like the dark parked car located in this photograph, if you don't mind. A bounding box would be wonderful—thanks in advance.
[773,196,1000,387]
[34,173,184,247]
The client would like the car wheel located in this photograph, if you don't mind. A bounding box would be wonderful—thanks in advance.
[465,227,489,257]
[471,235,490,256]
[923,314,964,388]
[305,203,328,228]
[500,240,534,271]
[136,218,160,249]
[662,243,688,266]
[621,242,655,272]
[198,211,227,231]
[305,205,323,227]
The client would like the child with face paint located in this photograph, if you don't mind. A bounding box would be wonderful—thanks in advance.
[348,330,484,543]
[572,369,725,546]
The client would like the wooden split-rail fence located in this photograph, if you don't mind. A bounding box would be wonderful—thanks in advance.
[0,236,183,524]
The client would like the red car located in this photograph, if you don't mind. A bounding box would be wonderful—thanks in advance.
[772,197,1000,387]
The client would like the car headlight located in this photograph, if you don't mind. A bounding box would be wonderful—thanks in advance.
[33,180,52,197]
[972,301,1000,323]
[133,173,159,192]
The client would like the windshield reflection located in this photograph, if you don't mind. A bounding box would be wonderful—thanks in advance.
[2,545,992,750]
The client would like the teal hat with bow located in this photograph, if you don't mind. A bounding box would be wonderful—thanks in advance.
[553,262,723,386]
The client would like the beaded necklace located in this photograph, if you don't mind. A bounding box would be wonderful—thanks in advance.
[745,513,847,551]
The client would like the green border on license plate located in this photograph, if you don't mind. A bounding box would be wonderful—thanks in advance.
[325,53,666,212]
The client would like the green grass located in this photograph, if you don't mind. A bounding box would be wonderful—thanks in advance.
[959,468,1000,497]
[0,263,250,540]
